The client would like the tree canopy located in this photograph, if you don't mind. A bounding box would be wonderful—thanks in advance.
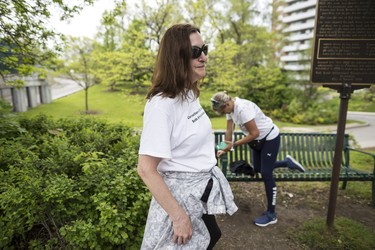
[0,0,94,85]
[0,0,344,125]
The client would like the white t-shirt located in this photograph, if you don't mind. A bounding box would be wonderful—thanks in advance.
[226,97,279,140]
[139,92,216,172]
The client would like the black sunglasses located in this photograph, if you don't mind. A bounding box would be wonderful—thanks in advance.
[191,44,208,59]
[211,98,220,107]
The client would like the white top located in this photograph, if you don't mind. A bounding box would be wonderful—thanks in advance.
[139,91,216,172]
[226,97,279,140]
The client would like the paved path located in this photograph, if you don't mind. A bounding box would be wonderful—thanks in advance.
[51,77,83,100]
[282,111,375,149]
[346,112,375,149]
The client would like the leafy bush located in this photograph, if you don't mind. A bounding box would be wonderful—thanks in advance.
[349,87,375,112]
[0,114,150,249]
[202,104,221,118]
[272,98,338,125]
[242,66,292,113]
[0,99,26,139]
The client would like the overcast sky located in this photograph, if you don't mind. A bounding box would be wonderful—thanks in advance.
[51,0,270,38]
[50,0,116,38]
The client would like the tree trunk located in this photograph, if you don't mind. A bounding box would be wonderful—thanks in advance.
[85,88,89,114]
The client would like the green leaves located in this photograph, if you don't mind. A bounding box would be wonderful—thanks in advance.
[0,115,149,248]
[0,0,94,84]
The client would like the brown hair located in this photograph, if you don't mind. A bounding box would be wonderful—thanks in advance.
[146,24,201,100]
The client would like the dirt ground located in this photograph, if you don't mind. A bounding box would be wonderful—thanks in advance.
[214,181,375,250]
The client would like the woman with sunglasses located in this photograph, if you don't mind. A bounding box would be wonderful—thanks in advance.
[137,24,237,249]
[211,91,305,227]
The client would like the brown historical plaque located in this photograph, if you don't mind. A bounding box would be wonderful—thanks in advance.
[311,0,375,85]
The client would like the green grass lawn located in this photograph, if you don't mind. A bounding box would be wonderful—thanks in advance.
[22,84,230,129]
[22,84,147,128]
[22,84,346,130]
[21,83,373,134]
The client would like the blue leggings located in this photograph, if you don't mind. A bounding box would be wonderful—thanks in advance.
[249,135,281,213]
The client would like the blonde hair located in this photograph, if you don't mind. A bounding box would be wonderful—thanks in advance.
[211,91,231,112]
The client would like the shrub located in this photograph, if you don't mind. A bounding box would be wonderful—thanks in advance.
[202,104,221,118]
[0,99,26,139]
[0,115,150,249]
[271,98,338,125]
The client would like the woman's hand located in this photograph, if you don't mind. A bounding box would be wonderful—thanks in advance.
[216,149,226,157]
[138,155,192,245]
[171,211,193,245]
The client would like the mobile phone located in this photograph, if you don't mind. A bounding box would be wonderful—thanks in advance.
[216,141,227,150]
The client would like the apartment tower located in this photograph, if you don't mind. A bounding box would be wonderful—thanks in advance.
[277,0,316,75]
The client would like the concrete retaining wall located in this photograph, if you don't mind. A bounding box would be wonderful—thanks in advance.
[0,75,52,112]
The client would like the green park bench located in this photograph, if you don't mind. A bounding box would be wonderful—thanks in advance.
[214,131,375,207]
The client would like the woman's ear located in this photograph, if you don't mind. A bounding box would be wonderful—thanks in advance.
[225,102,230,109]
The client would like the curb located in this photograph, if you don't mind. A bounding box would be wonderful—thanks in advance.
[348,111,375,116]
[281,122,369,133]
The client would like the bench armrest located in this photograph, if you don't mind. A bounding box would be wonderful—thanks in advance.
[347,147,375,157]
[346,147,375,175]
[217,153,229,174]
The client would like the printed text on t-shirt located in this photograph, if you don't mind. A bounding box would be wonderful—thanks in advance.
[187,107,206,123]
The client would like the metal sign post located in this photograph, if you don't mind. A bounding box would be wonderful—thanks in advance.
[311,0,375,228]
